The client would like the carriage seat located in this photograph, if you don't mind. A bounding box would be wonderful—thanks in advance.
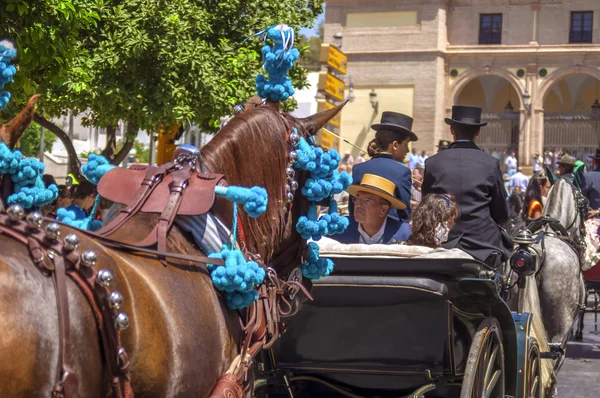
[273,240,486,392]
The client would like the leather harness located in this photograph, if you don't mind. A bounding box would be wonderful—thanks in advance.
[0,213,133,398]
[0,152,309,398]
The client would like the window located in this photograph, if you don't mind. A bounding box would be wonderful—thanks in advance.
[570,11,593,43]
[479,14,502,44]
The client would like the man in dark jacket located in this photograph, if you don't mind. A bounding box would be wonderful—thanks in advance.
[584,146,600,217]
[422,105,513,265]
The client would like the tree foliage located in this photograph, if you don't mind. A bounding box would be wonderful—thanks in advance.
[2,0,324,132]
[17,121,57,158]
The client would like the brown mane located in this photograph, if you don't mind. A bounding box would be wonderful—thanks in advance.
[202,102,303,264]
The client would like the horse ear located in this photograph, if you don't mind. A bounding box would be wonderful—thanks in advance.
[0,94,41,149]
[299,99,349,135]
[545,165,557,186]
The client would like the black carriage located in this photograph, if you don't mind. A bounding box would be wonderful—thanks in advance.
[255,248,542,398]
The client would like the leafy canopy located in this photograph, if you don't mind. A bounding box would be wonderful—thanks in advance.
[1,0,324,132]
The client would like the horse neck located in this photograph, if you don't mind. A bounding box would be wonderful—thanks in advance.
[545,180,580,236]
[201,109,307,274]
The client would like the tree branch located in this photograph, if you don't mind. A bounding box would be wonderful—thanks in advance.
[111,122,137,165]
[33,113,83,181]
[101,124,117,160]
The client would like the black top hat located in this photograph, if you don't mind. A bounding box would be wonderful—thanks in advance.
[445,105,488,127]
[589,145,600,160]
[371,112,418,141]
[437,140,451,149]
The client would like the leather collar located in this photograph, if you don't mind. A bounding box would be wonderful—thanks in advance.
[448,140,481,150]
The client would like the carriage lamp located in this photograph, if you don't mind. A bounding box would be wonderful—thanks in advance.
[592,99,600,114]
[522,90,532,114]
[369,89,379,113]
[510,229,538,276]
[333,32,343,49]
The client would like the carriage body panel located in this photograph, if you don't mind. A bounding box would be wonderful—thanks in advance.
[262,250,535,397]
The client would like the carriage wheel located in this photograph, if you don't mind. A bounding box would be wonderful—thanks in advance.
[527,338,542,398]
[460,317,505,398]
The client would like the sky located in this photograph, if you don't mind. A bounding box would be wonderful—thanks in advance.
[299,5,325,38]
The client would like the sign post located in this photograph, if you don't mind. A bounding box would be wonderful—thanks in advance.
[316,43,348,152]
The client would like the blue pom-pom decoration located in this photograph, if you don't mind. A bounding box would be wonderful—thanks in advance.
[300,242,334,280]
[82,154,115,184]
[207,246,266,309]
[224,186,268,218]
[255,25,299,102]
[0,143,58,208]
[0,40,17,112]
[56,206,103,232]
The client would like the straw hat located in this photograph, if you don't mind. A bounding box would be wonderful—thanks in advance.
[347,174,407,210]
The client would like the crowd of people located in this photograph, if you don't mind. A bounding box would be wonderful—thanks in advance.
[331,104,600,268]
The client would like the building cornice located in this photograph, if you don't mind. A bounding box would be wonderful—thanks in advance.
[345,44,600,57]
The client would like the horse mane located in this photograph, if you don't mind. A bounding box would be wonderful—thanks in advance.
[201,102,306,263]
[543,178,579,236]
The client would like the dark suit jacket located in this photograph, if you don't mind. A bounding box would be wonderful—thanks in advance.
[422,141,513,262]
[583,167,600,209]
[350,154,412,221]
[331,216,411,244]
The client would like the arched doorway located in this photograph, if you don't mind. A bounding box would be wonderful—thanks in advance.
[455,75,522,157]
[542,74,600,165]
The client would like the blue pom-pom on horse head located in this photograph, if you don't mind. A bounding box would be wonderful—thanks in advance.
[0,39,17,112]
[255,24,300,102]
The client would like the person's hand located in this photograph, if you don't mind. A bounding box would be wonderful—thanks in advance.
[589,209,599,219]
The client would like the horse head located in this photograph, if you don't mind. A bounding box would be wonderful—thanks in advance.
[543,172,588,246]
[202,98,347,276]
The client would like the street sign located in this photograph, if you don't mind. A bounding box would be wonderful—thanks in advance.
[320,44,347,75]
[318,72,345,101]
[317,100,341,127]
[320,128,340,150]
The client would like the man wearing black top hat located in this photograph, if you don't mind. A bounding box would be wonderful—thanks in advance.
[583,146,600,216]
[349,112,417,229]
[422,105,512,266]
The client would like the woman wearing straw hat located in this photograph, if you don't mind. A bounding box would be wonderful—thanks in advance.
[334,174,411,244]
[349,112,418,225]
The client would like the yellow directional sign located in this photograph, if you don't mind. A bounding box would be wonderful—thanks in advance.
[317,100,341,127]
[320,44,347,75]
[318,72,345,101]
[320,128,340,151]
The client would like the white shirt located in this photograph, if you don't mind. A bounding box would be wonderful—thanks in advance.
[358,218,387,244]
[505,156,517,170]
[509,172,529,191]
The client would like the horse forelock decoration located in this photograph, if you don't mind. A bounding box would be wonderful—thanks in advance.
[0,92,347,398]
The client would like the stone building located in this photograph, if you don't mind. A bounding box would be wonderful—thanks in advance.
[324,0,600,166]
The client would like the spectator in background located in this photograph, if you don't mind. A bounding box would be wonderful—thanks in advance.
[417,150,428,169]
[341,151,354,166]
[509,166,529,192]
[411,168,423,208]
[523,173,548,220]
[407,147,419,169]
[557,155,576,180]
[508,186,524,220]
[505,151,518,177]
[355,152,366,164]
[532,152,543,173]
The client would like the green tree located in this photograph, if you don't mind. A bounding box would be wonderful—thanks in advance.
[17,121,57,158]
[1,0,324,176]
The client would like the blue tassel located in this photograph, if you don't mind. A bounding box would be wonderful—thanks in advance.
[296,204,328,240]
[207,246,266,309]
[0,40,17,111]
[82,154,115,184]
[222,186,268,218]
[300,242,334,280]
[56,206,103,232]
[255,25,299,102]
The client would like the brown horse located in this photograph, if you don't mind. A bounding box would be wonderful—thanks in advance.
[0,97,344,397]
